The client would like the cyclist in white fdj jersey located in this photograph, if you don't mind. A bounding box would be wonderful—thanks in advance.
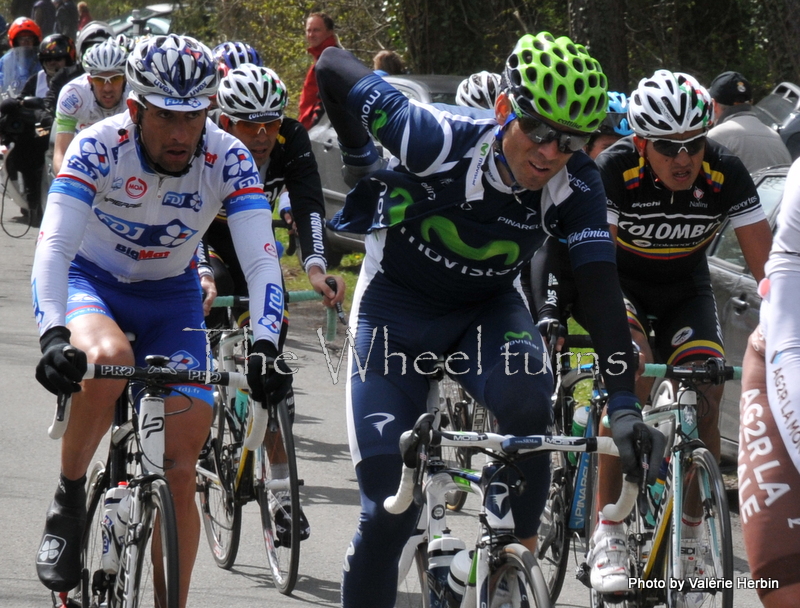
[588,70,772,598]
[52,37,129,174]
[740,157,800,608]
[31,35,290,607]
[315,32,665,608]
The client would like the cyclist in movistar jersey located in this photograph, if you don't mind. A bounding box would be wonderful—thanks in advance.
[31,35,289,607]
[588,70,772,598]
[315,32,665,608]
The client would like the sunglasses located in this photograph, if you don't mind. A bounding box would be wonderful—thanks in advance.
[231,118,282,137]
[649,133,707,158]
[90,74,125,87]
[511,111,591,153]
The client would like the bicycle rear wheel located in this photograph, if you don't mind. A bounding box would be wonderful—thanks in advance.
[256,393,301,594]
[396,541,429,608]
[667,447,733,608]
[487,543,550,607]
[198,396,243,570]
[123,478,180,608]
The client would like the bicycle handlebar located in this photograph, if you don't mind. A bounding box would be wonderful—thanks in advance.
[48,364,252,440]
[383,429,637,522]
[642,358,742,383]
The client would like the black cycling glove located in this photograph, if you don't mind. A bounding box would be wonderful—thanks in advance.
[609,408,666,486]
[36,326,88,395]
[246,339,294,404]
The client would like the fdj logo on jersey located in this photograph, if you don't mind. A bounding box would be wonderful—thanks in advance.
[258,284,283,334]
[66,138,111,179]
[95,210,197,247]
[162,191,203,212]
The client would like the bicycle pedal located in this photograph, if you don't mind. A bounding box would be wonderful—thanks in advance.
[575,562,592,589]
[51,591,81,608]
[298,478,304,486]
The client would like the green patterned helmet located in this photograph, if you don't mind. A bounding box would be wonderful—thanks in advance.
[504,32,608,133]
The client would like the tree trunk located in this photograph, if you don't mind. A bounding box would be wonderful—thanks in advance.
[568,0,629,92]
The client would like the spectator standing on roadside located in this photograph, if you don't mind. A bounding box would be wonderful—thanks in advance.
[708,71,792,173]
[297,11,339,129]
[32,0,55,36]
[53,0,77,41]
[76,1,90,30]
[372,49,403,76]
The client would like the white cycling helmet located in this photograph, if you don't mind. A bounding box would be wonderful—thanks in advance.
[126,34,218,111]
[217,65,287,122]
[82,39,127,76]
[456,71,502,110]
[76,20,113,59]
[628,69,712,137]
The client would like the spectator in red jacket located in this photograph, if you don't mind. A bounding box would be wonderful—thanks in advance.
[297,11,339,129]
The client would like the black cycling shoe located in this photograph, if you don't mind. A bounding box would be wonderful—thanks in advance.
[272,497,311,548]
[36,478,87,592]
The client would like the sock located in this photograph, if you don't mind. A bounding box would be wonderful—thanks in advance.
[56,473,87,508]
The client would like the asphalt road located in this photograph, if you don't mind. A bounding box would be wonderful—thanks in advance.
[0,220,763,607]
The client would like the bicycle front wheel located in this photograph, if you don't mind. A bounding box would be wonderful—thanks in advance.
[75,460,113,607]
[123,477,180,608]
[667,447,733,608]
[256,393,301,594]
[487,543,550,608]
[537,453,569,604]
[439,376,473,511]
[198,399,243,569]
[396,541,429,608]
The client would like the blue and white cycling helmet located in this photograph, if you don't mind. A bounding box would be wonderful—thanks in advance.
[212,41,263,75]
[127,34,218,110]
[82,39,127,75]
[598,91,633,136]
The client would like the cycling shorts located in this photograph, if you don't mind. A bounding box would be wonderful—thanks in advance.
[65,255,214,406]
[619,267,724,365]
[739,327,800,596]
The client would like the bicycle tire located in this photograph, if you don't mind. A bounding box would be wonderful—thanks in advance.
[396,542,430,608]
[256,394,301,594]
[537,450,569,604]
[667,447,733,608]
[487,543,550,608]
[123,477,180,608]
[74,460,113,608]
[198,396,243,570]
[439,376,472,511]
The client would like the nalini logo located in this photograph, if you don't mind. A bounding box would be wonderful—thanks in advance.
[693,187,704,200]
[126,177,147,199]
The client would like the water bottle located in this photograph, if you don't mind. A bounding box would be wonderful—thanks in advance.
[568,405,590,465]
[447,548,474,604]
[101,482,130,574]
[427,533,466,608]
[139,394,165,475]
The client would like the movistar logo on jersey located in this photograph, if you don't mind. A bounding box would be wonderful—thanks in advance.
[370,109,388,139]
[421,216,520,265]
[504,331,533,342]
[387,187,413,225]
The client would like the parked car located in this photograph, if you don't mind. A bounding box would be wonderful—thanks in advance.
[753,82,800,159]
[707,163,790,464]
[308,74,466,266]
[108,3,176,36]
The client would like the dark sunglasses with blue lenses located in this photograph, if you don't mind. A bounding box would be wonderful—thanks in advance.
[649,132,707,158]
[512,112,592,154]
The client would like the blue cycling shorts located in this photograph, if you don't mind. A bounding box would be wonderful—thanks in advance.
[66,256,214,406]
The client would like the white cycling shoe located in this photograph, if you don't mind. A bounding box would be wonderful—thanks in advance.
[587,521,631,594]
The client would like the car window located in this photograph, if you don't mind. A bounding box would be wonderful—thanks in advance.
[712,174,786,269]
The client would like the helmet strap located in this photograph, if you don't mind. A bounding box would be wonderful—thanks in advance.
[493,113,524,192]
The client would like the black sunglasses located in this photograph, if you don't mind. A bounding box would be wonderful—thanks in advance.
[650,134,707,158]
[513,112,592,154]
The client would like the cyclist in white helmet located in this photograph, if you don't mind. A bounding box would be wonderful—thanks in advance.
[455,70,502,110]
[587,69,772,602]
[32,34,288,607]
[53,37,129,173]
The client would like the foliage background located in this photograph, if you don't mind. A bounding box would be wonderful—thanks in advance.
[2,0,798,118]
